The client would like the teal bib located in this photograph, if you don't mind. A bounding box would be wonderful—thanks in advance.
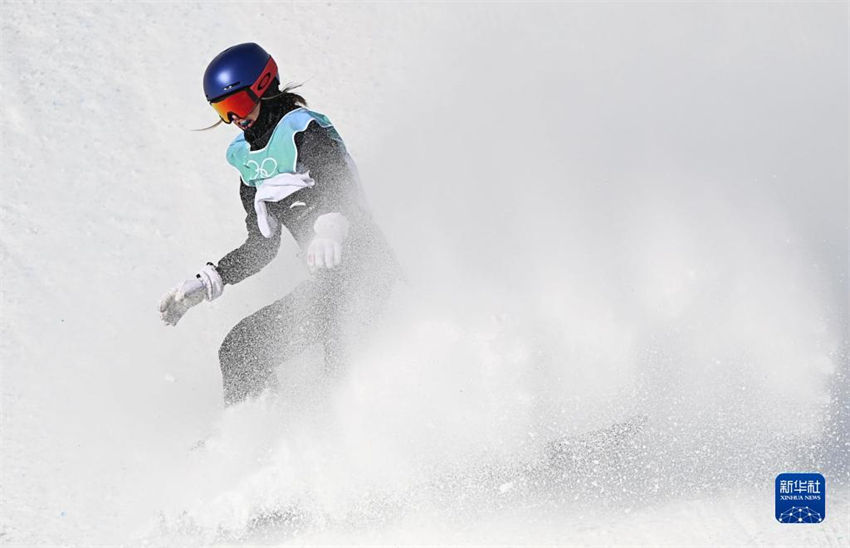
[226,108,340,187]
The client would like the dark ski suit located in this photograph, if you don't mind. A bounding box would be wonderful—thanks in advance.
[212,94,400,405]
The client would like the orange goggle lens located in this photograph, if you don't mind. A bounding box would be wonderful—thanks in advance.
[210,88,258,123]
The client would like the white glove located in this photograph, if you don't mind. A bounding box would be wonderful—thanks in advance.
[159,264,223,326]
[307,212,350,271]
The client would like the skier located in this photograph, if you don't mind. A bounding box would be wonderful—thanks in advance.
[159,43,400,405]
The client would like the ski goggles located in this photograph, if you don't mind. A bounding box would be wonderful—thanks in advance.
[209,57,278,123]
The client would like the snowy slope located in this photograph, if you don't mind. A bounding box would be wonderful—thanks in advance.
[1,2,847,545]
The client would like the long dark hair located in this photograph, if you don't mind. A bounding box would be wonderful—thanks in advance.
[194,79,307,131]
[262,80,307,109]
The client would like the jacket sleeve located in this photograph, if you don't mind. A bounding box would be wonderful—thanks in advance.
[293,121,367,225]
[215,181,282,285]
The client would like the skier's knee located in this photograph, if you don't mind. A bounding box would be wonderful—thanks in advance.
[218,323,252,401]
[218,320,277,405]
[218,327,242,373]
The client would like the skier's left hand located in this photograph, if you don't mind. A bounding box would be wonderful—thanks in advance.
[307,237,342,270]
[307,212,349,271]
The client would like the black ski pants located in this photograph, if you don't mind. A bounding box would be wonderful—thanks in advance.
[217,268,393,405]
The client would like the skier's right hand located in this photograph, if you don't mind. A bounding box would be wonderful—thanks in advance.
[159,278,205,326]
[159,264,223,326]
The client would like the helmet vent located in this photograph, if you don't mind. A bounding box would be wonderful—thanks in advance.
[223,82,241,91]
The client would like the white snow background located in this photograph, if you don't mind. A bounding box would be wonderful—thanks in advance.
[1,2,847,546]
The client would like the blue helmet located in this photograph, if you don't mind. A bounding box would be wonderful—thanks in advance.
[203,43,278,103]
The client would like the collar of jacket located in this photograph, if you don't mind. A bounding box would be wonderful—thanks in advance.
[244,95,298,151]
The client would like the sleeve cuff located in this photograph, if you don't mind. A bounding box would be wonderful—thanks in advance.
[197,263,224,301]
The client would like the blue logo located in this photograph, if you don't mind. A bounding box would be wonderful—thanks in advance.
[775,473,825,523]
